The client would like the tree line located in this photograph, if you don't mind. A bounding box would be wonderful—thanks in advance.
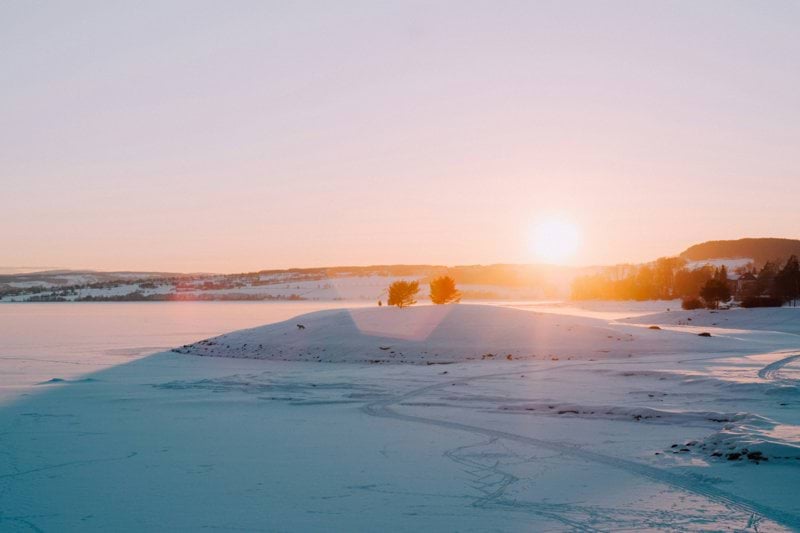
[571,255,800,309]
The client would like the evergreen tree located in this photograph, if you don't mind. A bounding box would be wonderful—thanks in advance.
[700,278,731,309]
[429,276,461,304]
[715,265,729,283]
[387,280,419,308]
[775,255,800,305]
[757,261,779,295]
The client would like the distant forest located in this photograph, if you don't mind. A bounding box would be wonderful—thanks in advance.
[572,256,800,308]
[572,238,800,306]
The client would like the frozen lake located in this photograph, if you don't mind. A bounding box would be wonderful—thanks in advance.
[0,301,367,403]
[0,300,661,403]
[0,302,799,531]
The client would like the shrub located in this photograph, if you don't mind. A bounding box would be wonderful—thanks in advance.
[740,296,783,308]
[429,276,461,304]
[387,280,419,308]
[681,297,703,310]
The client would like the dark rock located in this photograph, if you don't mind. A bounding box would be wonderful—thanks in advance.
[747,451,765,461]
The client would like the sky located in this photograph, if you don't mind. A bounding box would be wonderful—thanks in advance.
[2,1,799,273]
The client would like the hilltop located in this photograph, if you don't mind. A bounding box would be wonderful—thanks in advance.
[680,238,800,267]
[173,304,745,364]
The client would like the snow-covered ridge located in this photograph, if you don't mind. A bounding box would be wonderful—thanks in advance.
[174,304,750,364]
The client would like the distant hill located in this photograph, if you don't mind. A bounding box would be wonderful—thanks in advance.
[1,264,594,302]
[680,238,800,267]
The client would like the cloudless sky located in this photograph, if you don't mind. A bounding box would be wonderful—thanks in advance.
[2,1,798,273]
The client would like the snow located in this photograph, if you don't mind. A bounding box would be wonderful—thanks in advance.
[623,306,800,336]
[201,275,410,300]
[507,299,681,320]
[6,281,56,289]
[685,257,754,273]
[1,301,799,530]
[175,304,771,364]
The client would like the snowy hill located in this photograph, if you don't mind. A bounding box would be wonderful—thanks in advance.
[175,304,748,364]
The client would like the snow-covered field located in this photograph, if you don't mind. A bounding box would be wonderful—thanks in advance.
[1,302,799,531]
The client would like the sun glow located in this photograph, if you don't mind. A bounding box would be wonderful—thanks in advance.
[531,217,581,264]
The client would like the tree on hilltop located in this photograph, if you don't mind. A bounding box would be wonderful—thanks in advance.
[429,276,461,304]
[387,280,419,308]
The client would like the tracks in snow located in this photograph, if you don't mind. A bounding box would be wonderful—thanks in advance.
[362,364,800,530]
[758,353,800,381]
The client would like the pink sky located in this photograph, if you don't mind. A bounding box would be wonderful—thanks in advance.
[2,1,798,273]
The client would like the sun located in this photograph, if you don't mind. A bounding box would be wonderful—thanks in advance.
[531,216,581,264]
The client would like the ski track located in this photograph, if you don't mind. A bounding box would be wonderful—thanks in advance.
[758,353,800,381]
[362,362,800,531]
[442,437,606,531]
